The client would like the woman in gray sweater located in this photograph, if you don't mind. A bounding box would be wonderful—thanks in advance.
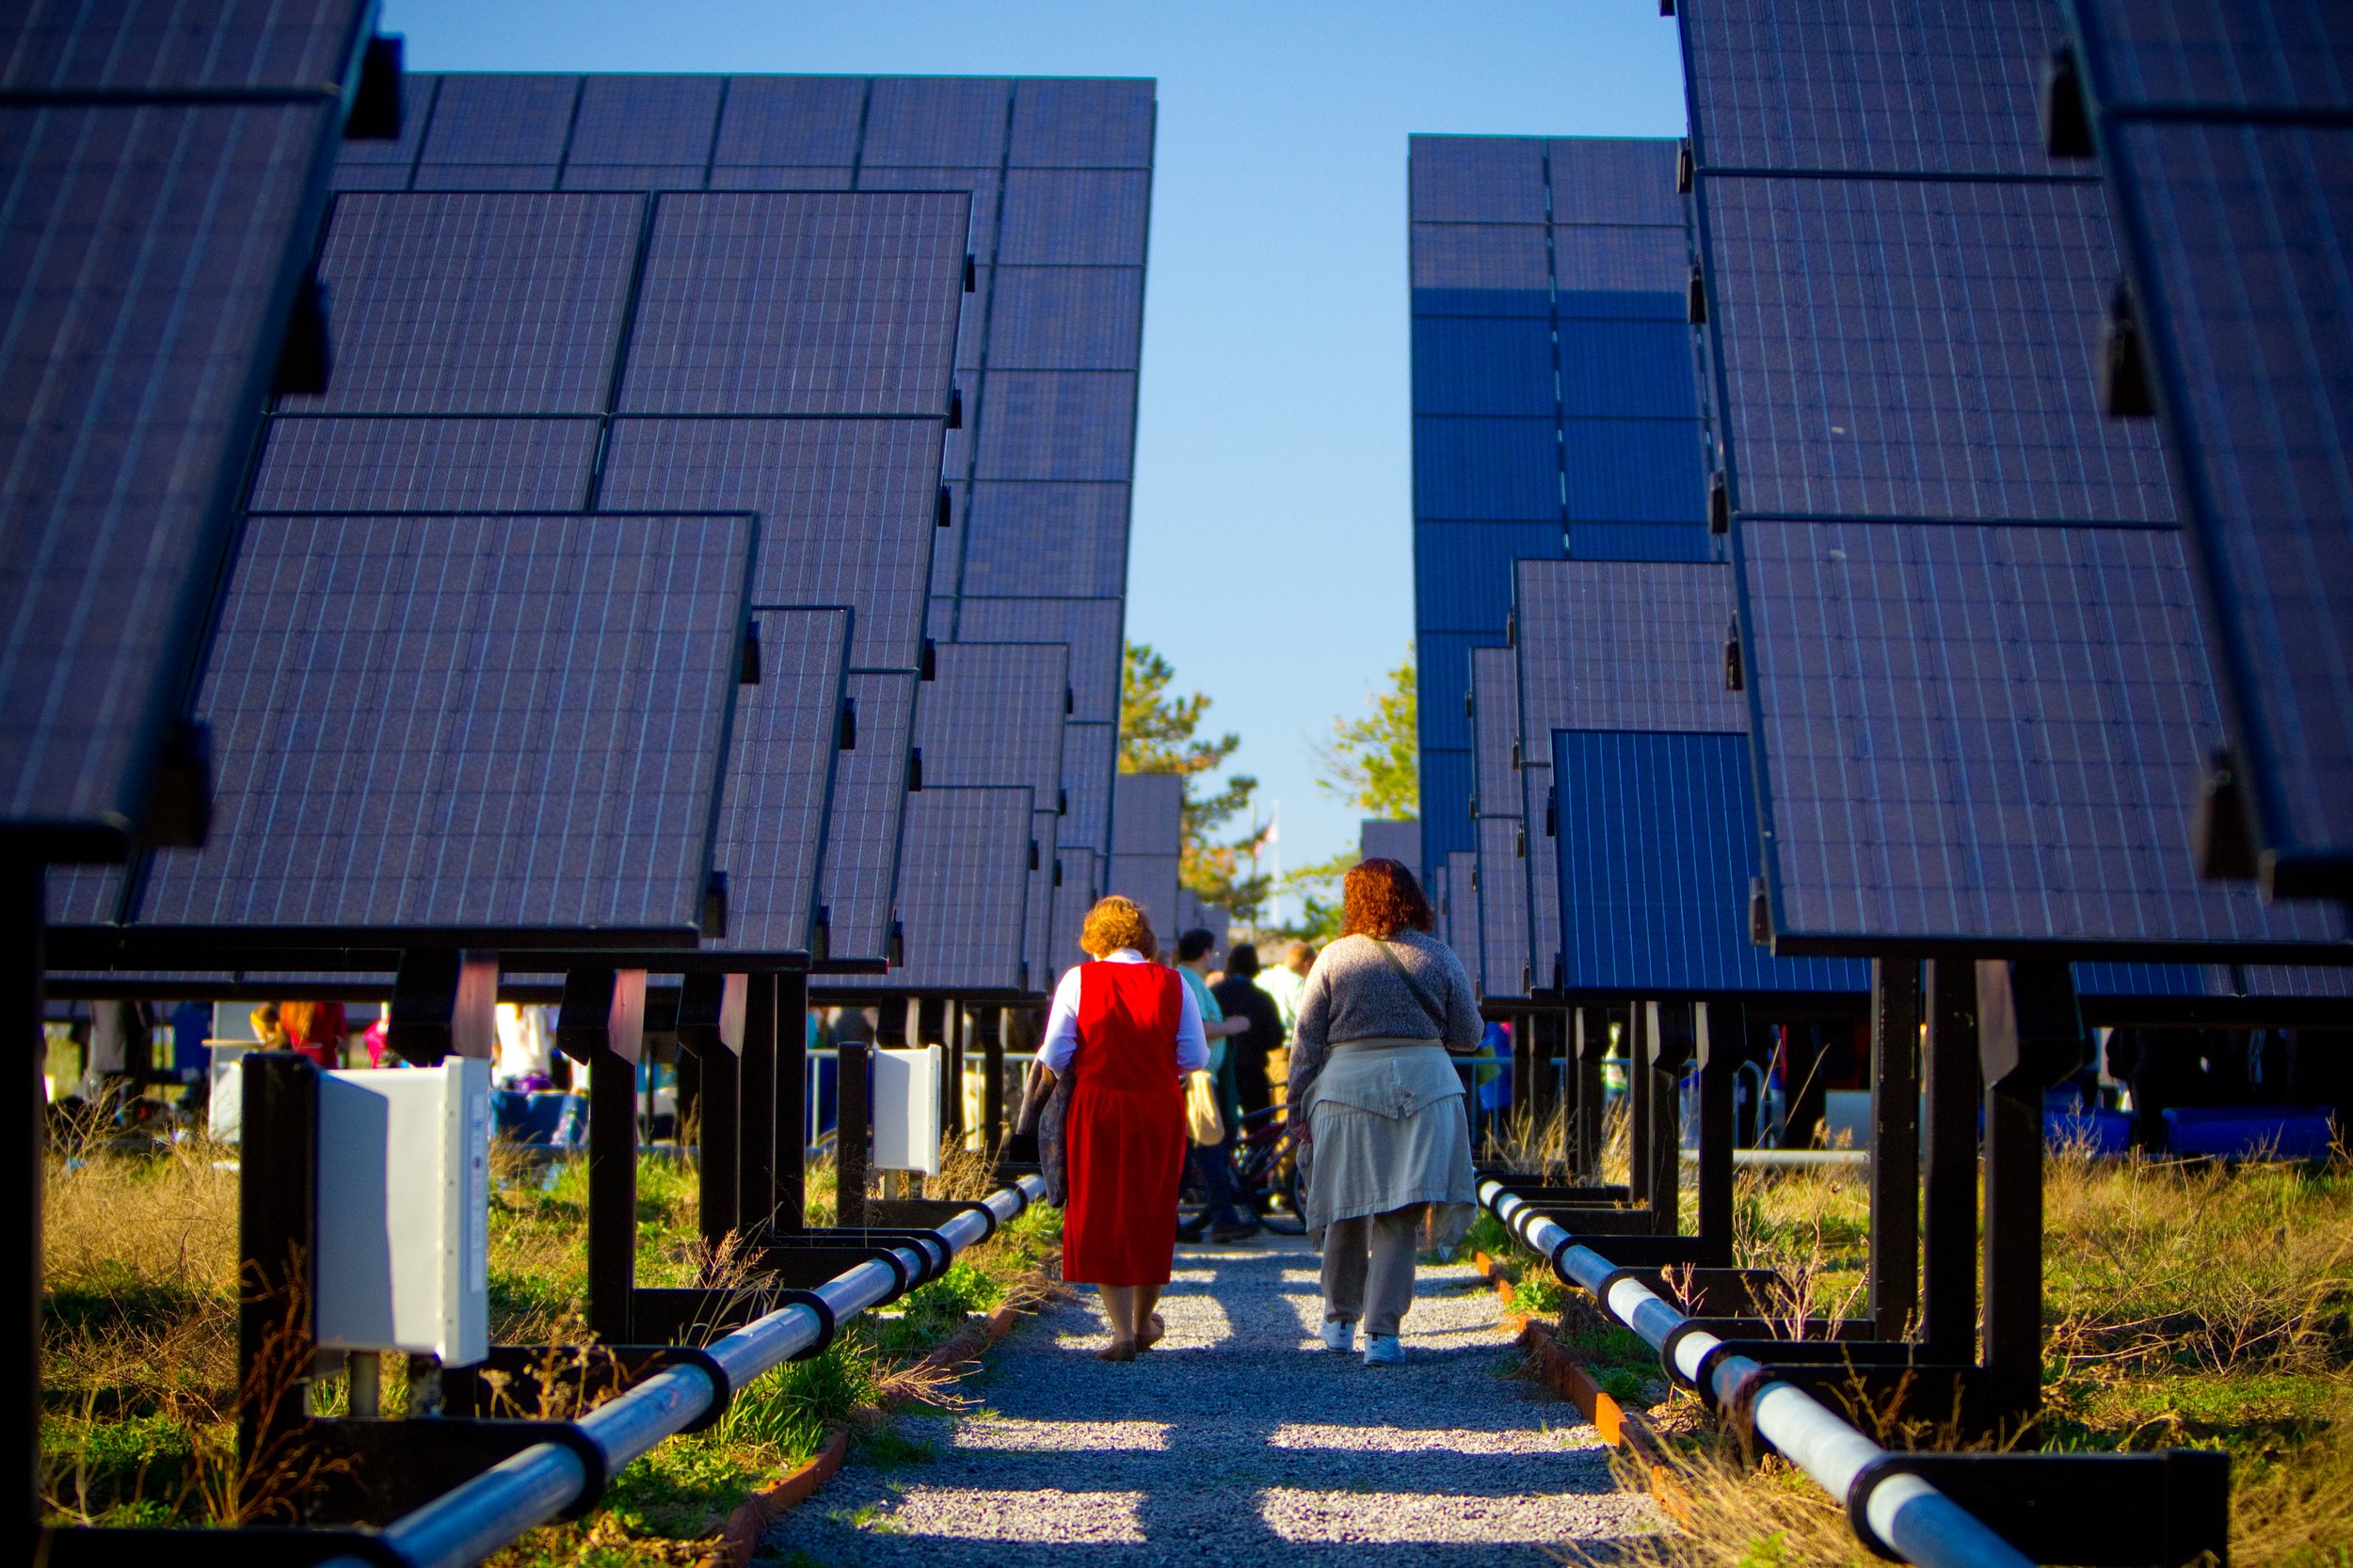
[1289,857,1482,1366]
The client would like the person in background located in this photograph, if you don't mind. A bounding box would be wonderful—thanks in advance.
[1173,928,1257,1243]
[1032,896,1209,1360]
[494,1002,556,1089]
[1258,939,1316,1034]
[271,1001,345,1069]
[1289,859,1481,1367]
[1212,942,1287,1121]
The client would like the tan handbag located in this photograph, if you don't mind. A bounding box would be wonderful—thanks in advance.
[1184,1069,1225,1145]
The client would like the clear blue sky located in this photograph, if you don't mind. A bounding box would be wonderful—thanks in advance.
[381,0,1689,905]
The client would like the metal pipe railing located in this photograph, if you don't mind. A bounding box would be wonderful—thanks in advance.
[331,1172,1046,1568]
[1481,1179,2032,1568]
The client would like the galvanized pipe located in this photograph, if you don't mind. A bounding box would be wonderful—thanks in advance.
[1479,1180,2032,1568]
[338,1174,1041,1568]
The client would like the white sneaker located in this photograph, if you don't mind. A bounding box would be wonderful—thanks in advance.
[1362,1335,1404,1367]
[1321,1319,1356,1353]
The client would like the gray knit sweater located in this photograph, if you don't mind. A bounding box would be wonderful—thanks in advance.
[1289,931,1482,1115]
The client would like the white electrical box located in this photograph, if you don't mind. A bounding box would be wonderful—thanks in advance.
[872,1045,942,1176]
[206,1042,252,1143]
[315,1058,491,1366]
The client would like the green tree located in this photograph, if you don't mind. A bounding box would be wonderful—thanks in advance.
[1312,648,1417,817]
[1119,643,1271,920]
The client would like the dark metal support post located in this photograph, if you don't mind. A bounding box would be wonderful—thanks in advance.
[978,1007,1005,1154]
[943,1000,966,1144]
[1511,1011,1534,1128]
[774,971,808,1232]
[735,973,776,1240]
[1923,960,1981,1363]
[1627,1003,1651,1208]
[236,1051,319,1513]
[1645,1002,1694,1235]
[5,861,38,1550]
[560,968,646,1345]
[1573,1008,1604,1178]
[1870,958,1923,1340]
[1529,1009,1560,1158]
[1695,1001,1736,1267]
[677,973,742,1253]
[1977,961,2081,1422]
[837,1039,870,1227]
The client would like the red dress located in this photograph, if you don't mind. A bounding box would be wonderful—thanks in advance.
[1061,962,1186,1287]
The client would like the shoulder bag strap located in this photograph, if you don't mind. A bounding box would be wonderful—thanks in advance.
[1371,938,1448,1034]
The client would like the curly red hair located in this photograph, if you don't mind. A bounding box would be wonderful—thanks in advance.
[1340,857,1433,939]
[1080,894,1157,960]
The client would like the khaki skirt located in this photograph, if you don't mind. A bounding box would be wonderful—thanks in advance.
[1302,1037,1477,1242]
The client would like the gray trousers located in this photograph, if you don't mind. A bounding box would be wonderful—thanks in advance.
[1321,1204,1424,1337]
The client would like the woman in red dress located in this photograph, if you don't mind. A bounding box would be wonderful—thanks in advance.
[1033,896,1210,1360]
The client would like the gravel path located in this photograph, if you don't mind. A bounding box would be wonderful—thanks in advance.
[760,1233,1656,1566]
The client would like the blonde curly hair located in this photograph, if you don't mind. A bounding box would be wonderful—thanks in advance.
[1079,894,1157,960]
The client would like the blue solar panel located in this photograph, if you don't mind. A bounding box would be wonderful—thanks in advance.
[251,418,599,511]
[419,73,579,166]
[1472,648,1523,817]
[914,643,1068,804]
[1105,851,1180,937]
[1741,518,2352,953]
[1478,813,1531,1000]
[408,166,558,192]
[2073,962,2228,1000]
[1419,750,1477,871]
[1416,523,1564,632]
[861,76,1011,168]
[1705,174,2175,525]
[837,786,1032,993]
[1547,137,1687,226]
[0,0,371,89]
[1568,522,1720,563]
[1680,0,2066,177]
[0,89,347,843]
[854,167,1000,261]
[1549,227,1691,319]
[970,373,1138,482]
[568,74,723,165]
[1023,808,1062,989]
[998,171,1151,264]
[706,165,854,192]
[712,77,866,166]
[341,73,436,171]
[1408,136,1549,224]
[1565,421,1710,522]
[1009,77,1155,169]
[1053,844,1101,977]
[1414,418,1561,520]
[2069,0,2353,113]
[599,419,945,673]
[1558,323,1704,419]
[619,191,968,416]
[1409,223,1551,318]
[1111,772,1182,857]
[135,512,752,939]
[1555,729,1870,996]
[951,598,1121,723]
[820,670,915,966]
[986,268,1146,371]
[955,483,1130,599]
[1416,632,1499,754]
[710,607,850,958]
[1412,318,1558,418]
[1446,849,1482,984]
[2089,113,2353,888]
[1061,721,1117,856]
[560,165,708,193]
[281,193,644,414]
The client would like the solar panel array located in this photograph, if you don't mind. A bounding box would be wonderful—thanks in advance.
[1471,647,1528,999]
[1107,771,1182,936]
[2061,0,2353,897]
[0,0,372,854]
[1357,820,1421,882]
[1683,0,2353,961]
[833,787,1032,994]
[1409,134,1711,885]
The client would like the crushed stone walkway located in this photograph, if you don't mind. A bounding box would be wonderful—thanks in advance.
[761,1232,1656,1566]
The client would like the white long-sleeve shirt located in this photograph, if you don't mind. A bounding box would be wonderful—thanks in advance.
[1035,950,1211,1077]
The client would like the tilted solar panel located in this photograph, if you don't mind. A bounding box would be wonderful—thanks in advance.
[861,76,1011,168]
[0,0,371,89]
[1051,845,1101,978]
[1554,728,1869,996]
[1358,820,1421,881]
[1680,0,2069,178]
[599,419,945,672]
[708,607,850,959]
[1705,174,2174,525]
[1417,524,1562,634]
[998,170,1151,265]
[1104,852,1180,936]
[835,786,1032,994]
[818,671,915,967]
[1022,808,1062,990]
[250,418,600,511]
[955,483,1130,599]
[1741,518,2351,954]
[417,72,576,167]
[1111,772,1183,858]
[1408,136,1549,224]
[568,74,725,165]
[951,598,1120,722]
[561,165,708,193]
[972,372,1139,483]
[0,83,352,847]
[986,268,1146,371]
[1446,849,1482,989]
[281,192,644,414]
[408,166,558,193]
[1009,77,1155,169]
[1547,136,1687,226]
[711,76,865,166]
[128,512,752,943]
[1409,223,1552,317]
[1548,227,1692,318]
[1420,751,1476,870]
[705,165,854,192]
[913,643,1068,805]
[1472,647,1523,817]
[618,191,968,417]
[1060,721,1117,856]
[1477,813,1531,1000]
[2061,5,2353,891]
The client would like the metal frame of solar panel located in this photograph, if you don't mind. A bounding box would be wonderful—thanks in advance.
[2053,2,2353,900]
[1680,0,2353,968]
[1409,134,1714,883]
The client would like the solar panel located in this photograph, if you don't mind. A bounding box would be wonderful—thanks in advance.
[1547,136,1687,226]
[1417,524,1563,633]
[568,74,724,165]
[1740,518,2351,953]
[860,76,1011,168]
[819,671,916,966]
[971,372,1139,482]
[1060,721,1117,856]
[912,643,1068,804]
[1104,852,1180,936]
[617,191,968,416]
[0,86,350,846]
[1417,632,1497,753]
[417,72,578,166]
[129,512,752,942]
[1358,820,1421,881]
[1679,0,2067,178]
[1558,323,1705,420]
[955,483,1131,599]
[560,165,709,193]
[249,418,600,511]
[0,0,371,90]
[598,419,945,672]
[707,607,850,958]
[340,73,435,170]
[2063,10,2353,889]
[1419,750,1476,868]
[985,268,1146,371]
[1554,728,1869,996]
[1477,813,1531,1000]
[408,166,558,192]
[280,193,644,414]
[706,165,854,192]
[1547,228,1692,318]
[856,167,1001,258]
[950,598,1121,722]
[835,786,1032,993]
[998,171,1151,264]
[1023,808,1062,989]
[1446,848,1482,988]
[1407,136,1549,224]
[1111,772,1183,857]
[1472,647,1523,816]
[712,76,866,166]
[1408,223,1552,317]
[1009,77,1155,169]
[1052,844,1101,977]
